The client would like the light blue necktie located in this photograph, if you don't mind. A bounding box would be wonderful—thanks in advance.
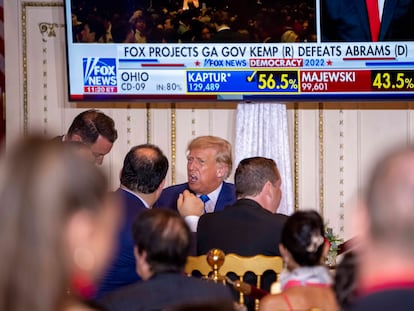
[199,195,210,213]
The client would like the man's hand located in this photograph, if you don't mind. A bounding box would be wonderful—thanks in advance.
[177,190,204,217]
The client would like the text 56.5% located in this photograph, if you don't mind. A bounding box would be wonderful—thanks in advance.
[247,72,299,91]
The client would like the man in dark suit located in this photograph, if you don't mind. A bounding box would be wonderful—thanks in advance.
[321,0,414,41]
[197,156,286,256]
[54,109,118,165]
[154,135,236,232]
[99,209,234,311]
[345,146,414,311]
[95,144,169,298]
[196,157,287,310]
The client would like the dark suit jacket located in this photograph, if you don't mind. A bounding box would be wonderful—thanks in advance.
[98,272,234,311]
[345,288,414,311]
[321,0,414,41]
[95,188,148,298]
[153,182,236,213]
[196,199,287,309]
[196,198,287,256]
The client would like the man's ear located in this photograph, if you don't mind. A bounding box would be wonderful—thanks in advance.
[263,181,275,201]
[155,178,166,198]
[216,164,228,179]
[70,134,83,142]
[133,246,139,260]
[134,246,147,260]
[279,243,288,258]
[349,197,370,250]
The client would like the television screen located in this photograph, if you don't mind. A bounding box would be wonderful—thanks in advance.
[64,0,414,101]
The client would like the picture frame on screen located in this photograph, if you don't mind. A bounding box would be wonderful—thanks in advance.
[64,0,414,101]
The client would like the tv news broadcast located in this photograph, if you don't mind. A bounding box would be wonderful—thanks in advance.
[64,0,414,101]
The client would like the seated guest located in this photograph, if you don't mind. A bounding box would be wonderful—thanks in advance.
[259,210,340,311]
[345,145,414,310]
[99,209,234,311]
[197,156,286,256]
[197,156,287,311]
[154,135,236,232]
[96,144,169,298]
[0,136,120,311]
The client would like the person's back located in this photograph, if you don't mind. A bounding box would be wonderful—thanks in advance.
[98,209,233,311]
[99,272,233,311]
[197,157,286,257]
[197,200,286,256]
[344,146,414,311]
[261,286,338,311]
[95,144,169,298]
[196,157,286,311]
[259,210,340,311]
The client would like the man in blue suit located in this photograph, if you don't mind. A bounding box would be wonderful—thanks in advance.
[321,0,414,41]
[154,135,236,232]
[95,144,169,298]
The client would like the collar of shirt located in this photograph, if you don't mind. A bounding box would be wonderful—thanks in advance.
[198,182,223,213]
[378,0,385,21]
[120,186,150,209]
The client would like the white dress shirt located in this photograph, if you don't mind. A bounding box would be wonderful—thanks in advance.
[185,183,223,232]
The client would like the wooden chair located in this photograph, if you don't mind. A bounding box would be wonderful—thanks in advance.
[184,250,283,311]
[184,248,228,283]
[184,254,212,278]
[220,253,284,311]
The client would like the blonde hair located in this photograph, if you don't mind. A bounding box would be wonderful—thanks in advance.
[187,135,233,178]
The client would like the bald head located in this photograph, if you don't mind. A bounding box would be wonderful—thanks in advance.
[120,144,168,194]
[365,146,414,254]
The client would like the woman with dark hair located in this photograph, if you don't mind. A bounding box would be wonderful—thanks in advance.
[0,136,120,311]
[260,210,340,311]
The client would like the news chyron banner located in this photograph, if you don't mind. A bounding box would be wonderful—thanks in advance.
[75,42,414,100]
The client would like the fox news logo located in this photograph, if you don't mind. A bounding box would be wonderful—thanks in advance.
[83,58,117,87]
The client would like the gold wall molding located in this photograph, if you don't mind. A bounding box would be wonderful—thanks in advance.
[22,1,63,135]
[339,109,345,234]
[39,22,64,135]
[39,22,64,38]
[319,103,324,217]
[171,104,176,185]
[146,103,151,143]
[294,103,299,211]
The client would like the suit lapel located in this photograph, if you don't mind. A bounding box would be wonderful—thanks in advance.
[354,0,373,40]
[214,183,233,212]
[380,0,397,40]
